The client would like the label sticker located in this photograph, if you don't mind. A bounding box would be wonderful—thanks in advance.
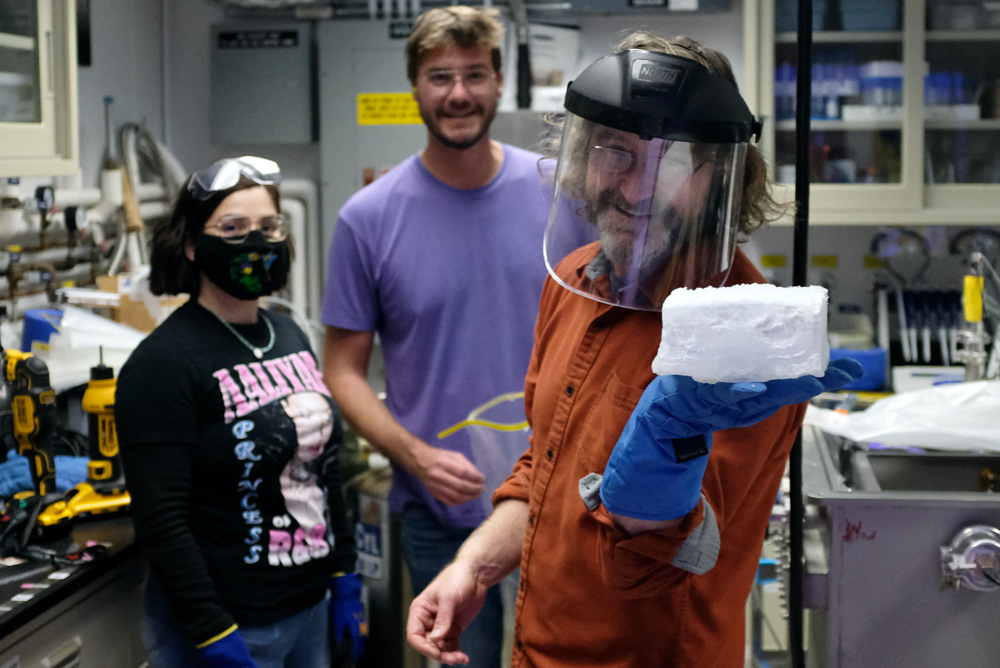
[812,254,838,269]
[761,254,787,269]
[357,93,423,126]
[355,521,384,579]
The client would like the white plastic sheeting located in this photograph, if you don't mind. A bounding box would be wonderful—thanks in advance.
[805,381,1000,451]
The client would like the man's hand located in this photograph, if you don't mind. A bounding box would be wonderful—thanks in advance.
[414,445,485,506]
[406,561,490,665]
[600,358,864,522]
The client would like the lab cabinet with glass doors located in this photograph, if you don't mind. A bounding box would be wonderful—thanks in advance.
[749,0,1000,225]
[0,0,79,177]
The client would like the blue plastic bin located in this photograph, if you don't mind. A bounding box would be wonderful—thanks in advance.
[20,308,63,352]
[830,347,887,391]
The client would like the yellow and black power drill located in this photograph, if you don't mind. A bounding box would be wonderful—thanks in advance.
[0,349,63,552]
[4,349,59,496]
[38,357,130,527]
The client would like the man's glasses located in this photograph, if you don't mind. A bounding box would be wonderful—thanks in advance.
[205,214,289,244]
[188,156,281,201]
[420,68,497,92]
[588,145,703,182]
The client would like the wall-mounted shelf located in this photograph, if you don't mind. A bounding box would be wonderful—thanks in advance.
[775,120,903,131]
[750,0,1000,225]
[0,31,36,50]
[924,119,1000,130]
[776,30,902,43]
[926,29,1000,42]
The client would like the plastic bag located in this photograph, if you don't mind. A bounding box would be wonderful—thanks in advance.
[804,380,1000,451]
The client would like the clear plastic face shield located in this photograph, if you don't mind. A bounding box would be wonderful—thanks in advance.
[544,113,747,311]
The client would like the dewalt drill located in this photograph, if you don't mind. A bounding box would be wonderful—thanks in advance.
[4,350,58,497]
[38,357,130,527]
[0,349,63,552]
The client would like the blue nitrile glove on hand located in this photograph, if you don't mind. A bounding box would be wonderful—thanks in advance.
[198,627,259,668]
[330,573,367,663]
[0,451,89,497]
[600,358,863,521]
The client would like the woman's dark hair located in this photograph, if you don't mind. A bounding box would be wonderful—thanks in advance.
[149,176,281,296]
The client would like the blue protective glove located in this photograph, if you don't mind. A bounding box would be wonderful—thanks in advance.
[198,628,259,668]
[0,451,89,497]
[0,452,33,497]
[329,573,367,663]
[600,358,863,521]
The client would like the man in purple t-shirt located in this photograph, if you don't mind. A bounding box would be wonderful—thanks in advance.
[321,6,550,666]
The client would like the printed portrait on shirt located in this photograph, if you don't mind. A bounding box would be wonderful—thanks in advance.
[253,391,337,567]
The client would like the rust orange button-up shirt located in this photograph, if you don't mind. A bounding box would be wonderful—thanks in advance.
[494,248,806,668]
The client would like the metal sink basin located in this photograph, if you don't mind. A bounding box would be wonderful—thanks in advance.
[849,449,1000,494]
[798,426,1000,668]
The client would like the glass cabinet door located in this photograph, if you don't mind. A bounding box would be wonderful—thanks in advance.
[924,0,1000,185]
[0,0,41,124]
[0,0,79,177]
[772,0,905,185]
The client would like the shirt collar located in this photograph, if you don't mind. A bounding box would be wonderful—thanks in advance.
[582,249,655,308]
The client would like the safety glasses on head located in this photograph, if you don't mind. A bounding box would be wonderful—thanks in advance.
[188,156,282,201]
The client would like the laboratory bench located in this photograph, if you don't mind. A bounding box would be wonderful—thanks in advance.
[0,516,147,668]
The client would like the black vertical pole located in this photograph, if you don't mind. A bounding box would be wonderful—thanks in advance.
[790,0,813,665]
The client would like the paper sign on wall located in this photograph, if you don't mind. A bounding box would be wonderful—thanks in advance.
[357,93,423,126]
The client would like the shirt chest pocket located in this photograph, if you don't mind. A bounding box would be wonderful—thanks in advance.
[574,371,647,476]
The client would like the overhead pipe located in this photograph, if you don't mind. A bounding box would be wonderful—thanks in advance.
[280,179,322,321]
[282,197,309,320]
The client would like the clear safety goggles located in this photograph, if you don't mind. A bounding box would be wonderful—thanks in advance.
[188,156,282,201]
[204,214,290,244]
[543,113,747,311]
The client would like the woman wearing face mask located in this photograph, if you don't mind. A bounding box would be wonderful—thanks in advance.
[115,158,366,668]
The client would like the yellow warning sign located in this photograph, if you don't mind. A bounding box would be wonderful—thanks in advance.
[811,254,838,269]
[357,93,423,126]
[760,254,787,269]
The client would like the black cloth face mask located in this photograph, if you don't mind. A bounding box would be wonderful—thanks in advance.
[194,231,291,300]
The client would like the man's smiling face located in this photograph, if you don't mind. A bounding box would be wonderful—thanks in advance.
[583,129,712,276]
[412,43,503,151]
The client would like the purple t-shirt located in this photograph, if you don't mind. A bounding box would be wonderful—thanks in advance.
[322,145,552,528]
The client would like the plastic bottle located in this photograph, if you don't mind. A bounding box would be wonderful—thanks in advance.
[812,63,826,119]
[952,71,965,105]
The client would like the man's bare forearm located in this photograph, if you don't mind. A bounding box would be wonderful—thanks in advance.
[454,499,529,589]
[326,370,428,475]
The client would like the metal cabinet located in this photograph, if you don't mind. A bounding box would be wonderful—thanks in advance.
[0,0,79,177]
[746,0,1000,225]
[0,555,147,668]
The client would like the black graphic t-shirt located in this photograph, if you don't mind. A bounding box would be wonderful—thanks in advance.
[116,301,355,644]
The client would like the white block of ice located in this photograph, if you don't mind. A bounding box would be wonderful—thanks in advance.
[651,284,830,383]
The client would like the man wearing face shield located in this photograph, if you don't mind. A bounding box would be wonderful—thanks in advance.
[405,33,861,668]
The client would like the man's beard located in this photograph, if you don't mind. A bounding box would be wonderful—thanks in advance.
[421,102,497,150]
[586,187,682,277]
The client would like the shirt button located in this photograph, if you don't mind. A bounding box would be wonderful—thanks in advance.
[528,515,534,526]
[516,639,523,650]
[595,320,606,331]
[546,449,553,460]
[565,385,574,397]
